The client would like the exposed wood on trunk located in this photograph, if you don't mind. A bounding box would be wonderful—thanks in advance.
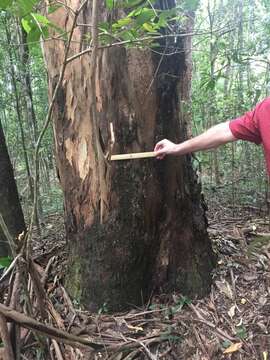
[88,0,109,224]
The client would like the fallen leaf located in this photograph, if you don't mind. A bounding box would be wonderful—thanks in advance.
[126,324,143,332]
[259,296,267,306]
[240,298,246,305]
[228,305,236,318]
[243,273,257,281]
[216,280,233,300]
[223,342,242,354]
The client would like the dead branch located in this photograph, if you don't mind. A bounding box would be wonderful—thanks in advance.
[0,303,104,350]
[0,314,15,360]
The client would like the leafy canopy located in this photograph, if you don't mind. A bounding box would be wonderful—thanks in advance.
[0,0,190,47]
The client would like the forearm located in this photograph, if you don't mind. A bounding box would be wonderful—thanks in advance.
[172,122,237,156]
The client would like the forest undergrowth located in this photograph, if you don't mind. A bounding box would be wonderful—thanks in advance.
[1,201,269,360]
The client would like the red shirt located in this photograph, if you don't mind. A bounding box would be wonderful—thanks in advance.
[229,98,270,176]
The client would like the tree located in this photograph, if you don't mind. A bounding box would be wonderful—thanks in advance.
[41,1,214,309]
[0,119,25,257]
[41,0,216,311]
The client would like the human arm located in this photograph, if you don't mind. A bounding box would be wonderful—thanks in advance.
[154,121,237,159]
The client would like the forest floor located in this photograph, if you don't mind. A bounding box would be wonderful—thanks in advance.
[6,204,270,360]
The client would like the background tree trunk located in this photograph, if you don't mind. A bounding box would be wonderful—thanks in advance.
[0,119,25,257]
[44,0,216,311]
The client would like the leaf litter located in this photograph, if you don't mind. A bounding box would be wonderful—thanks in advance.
[0,207,269,359]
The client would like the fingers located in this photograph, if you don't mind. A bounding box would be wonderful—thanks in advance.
[154,139,167,152]
[157,153,165,159]
[154,140,168,159]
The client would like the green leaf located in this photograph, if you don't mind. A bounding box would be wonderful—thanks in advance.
[142,23,156,32]
[15,0,39,17]
[236,326,247,340]
[135,8,155,26]
[120,30,137,41]
[99,22,110,32]
[222,340,232,349]
[204,78,216,91]
[21,18,32,33]
[160,326,181,343]
[0,0,13,10]
[22,12,63,45]
[31,13,50,25]
[27,27,42,44]
[0,256,12,269]
[112,17,132,30]
[105,0,114,10]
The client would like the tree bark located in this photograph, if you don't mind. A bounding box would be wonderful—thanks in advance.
[0,119,26,257]
[44,0,216,311]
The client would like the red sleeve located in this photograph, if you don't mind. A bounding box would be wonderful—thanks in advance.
[229,106,262,145]
[254,99,270,175]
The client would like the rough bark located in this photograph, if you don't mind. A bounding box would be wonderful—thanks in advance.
[0,120,26,257]
[44,0,216,311]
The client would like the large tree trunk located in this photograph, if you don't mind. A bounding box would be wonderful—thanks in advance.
[44,1,216,311]
[0,120,26,257]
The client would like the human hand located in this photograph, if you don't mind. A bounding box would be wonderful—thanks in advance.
[154,139,178,159]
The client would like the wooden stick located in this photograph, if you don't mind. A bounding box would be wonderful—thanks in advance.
[0,303,103,350]
[111,152,156,161]
[0,314,15,360]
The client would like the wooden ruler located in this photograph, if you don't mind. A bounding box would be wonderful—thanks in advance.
[111,151,156,161]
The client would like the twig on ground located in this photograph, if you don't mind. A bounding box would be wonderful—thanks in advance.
[0,303,104,350]
[0,314,15,360]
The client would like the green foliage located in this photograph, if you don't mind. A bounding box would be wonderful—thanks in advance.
[222,340,232,349]
[160,326,181,343]
[172,295,191,312]
[105,0,148,10]
[100,1,183,46]
[22,13,50,43]
[236,325,248,340]
[105,0,114,10]
[1,0,185,48]
[192,0,269,207]
[2,0,63,44]
[0,0,40,23]
[0,256,12,269]
[0,0,12,10]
